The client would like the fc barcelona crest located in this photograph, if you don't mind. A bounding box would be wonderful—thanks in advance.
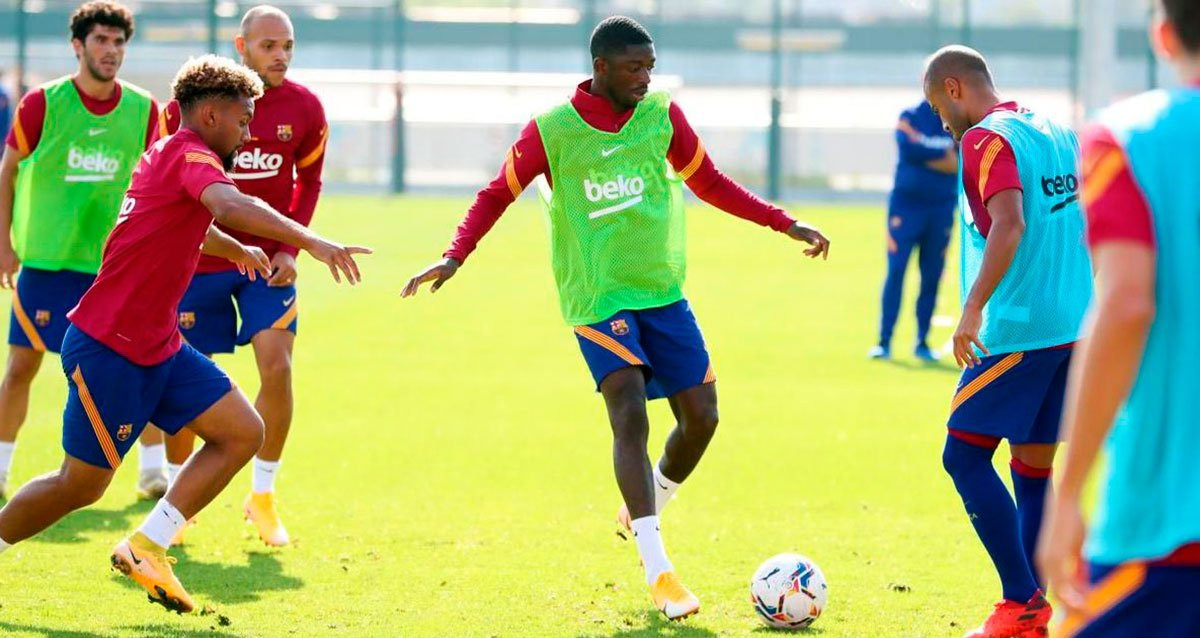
[277,124,293,142]
[116,424,133,442]
[179,312,196,330]
[610,319,630,336]
[34,310,50,327]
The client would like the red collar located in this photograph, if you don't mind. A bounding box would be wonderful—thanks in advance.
[571,80,633,120]
[986,101,1021,115]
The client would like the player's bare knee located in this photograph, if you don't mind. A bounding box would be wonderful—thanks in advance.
[257,353,292,391]
[235,413,267,458]
[688,405,719,439]
[60,465,113,507]
[1010,443,1056,469]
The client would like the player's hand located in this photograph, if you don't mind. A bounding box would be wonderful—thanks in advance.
[0,242,20,289]
[1036,495,1088,617]
[952,304,989,368]
[305,239,372,285]
[233,246,271,282]
[267,252,298,287]
[786,222,831,260]
[401,258,460,297]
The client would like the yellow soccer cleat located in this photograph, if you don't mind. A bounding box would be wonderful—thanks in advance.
[110,532,195,614]
[651,571,700,621]
[136,469,168,501]
[244,492,290,547]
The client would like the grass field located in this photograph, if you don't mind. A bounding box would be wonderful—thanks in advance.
[0,195,1010,637]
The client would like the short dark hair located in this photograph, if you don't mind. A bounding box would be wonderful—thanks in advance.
[1162,0,1200,53]
[590,15,652,59]
[172,55,264,112]
[924,45,994,90]
[69,1,135,42]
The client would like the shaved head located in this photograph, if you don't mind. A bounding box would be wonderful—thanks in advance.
[923,45,993,94]
[241,5,291,37]
[235,5,294,88]
[922,45,1000,141]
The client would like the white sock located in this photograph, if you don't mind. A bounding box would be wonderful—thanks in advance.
[653,464,682,514]
[252,457,280,494]
[0,441,15,480]
[166,463,183,488]
[630,515,674,585]
[139,443,165,473]
[138,498,187,550]
[0,535,11,554]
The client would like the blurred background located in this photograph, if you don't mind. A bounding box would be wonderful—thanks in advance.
[0,0,1163,199]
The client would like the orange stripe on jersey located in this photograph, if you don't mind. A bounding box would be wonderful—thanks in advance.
[504,147,523,199]
[677,138,707,181]
[950,352,1023,412]
[573,326,644,366]
[185,152,225,173]
[1081,148,1127,209]
[271,302,299,330]
[1057,562,1146,638]
[11,101,30,155]
[156,108,171,139]
[702,363,716,384]
[11,292,47,352]
[977,136,1006,200]
[70,365,122,469]
[296,126,330,169]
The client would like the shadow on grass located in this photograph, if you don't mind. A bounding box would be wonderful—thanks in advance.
[0,622,119,638]
[116,623,244,638]
[106,548,304,605]
[751,623,829,634]
[31,499,155,545]
[576,610,720,638]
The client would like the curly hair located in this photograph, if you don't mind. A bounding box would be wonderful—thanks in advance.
[172,55,265,112]
[69,1,135,42]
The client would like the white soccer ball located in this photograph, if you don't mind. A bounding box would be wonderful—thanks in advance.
[749,553,828,630]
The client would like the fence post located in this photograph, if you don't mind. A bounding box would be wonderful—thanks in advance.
[391,0,407,194]
[766,0,783,201]
[16,0,28,94]
[207,0,219,53]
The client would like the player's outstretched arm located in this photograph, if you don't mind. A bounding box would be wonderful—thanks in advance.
[401,257,461,298]
[199,182,371,284]
[1035,241,1154,615]
[200,225,271,281]
[0,146,25,289]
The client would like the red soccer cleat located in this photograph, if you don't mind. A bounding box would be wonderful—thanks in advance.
[964,590,1052,638]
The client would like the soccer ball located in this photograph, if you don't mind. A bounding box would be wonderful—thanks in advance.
[749,553,828,630]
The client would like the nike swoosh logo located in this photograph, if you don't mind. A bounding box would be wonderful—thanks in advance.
[514,147,523,159]
[972,135,991,151]
[282,296,296,306]
[88,128,106,136]
[654,478,669,491]
[128,548,143,566]
[600,146,623,157]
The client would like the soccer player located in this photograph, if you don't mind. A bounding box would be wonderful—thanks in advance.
[402,16,829,620]
[923,46,1092,638]
[1037,1,1200,635]
[871,99,958,362]
[0,55,366,613]
[0,1,171,502]
[0,70,10,143]
[157,5,327,547]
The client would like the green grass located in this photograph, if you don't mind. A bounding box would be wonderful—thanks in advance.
[0,196,1002,637]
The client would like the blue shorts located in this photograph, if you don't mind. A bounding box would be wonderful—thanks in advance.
[573,299,714,401]
[60,325,233,470]
[1062,562,1200,637]
[8,267,96,354]
[178,270,298,355]
[946,346,1072,444]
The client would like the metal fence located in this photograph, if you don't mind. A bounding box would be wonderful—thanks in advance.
[1,0,1160,198]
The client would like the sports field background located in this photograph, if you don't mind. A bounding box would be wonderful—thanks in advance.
[0,196,1010,637]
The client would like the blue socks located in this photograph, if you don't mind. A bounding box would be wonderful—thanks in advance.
[1010,458,1052,589]
[942,433,1039,603]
